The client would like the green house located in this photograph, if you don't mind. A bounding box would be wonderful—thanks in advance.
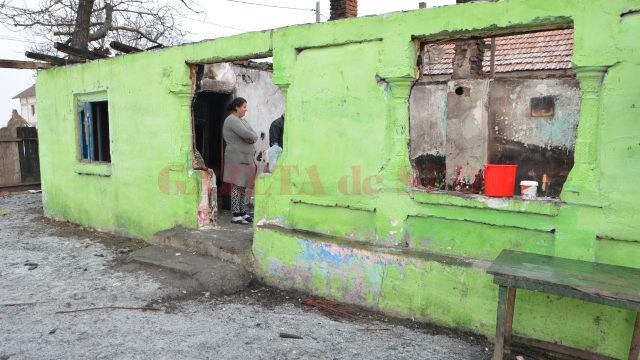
[37,0,640,357]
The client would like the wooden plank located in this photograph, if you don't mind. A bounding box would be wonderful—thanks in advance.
[511,335,616,360]
[0,141,22,187]
[109,41,141,54]
[86,102,94,161]
[492,285,508,360]
[54,42,108,60]
[494,275,640,312]
[490,37,496,78]
[629,313,640,360]
[0,127,17,140]
[96,102,103,161]
[488,250,640,307]
[25,52,81,66]
[0,59,52,69]
[18,139,40,183]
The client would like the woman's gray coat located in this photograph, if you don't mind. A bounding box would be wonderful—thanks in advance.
[222,114,259,188]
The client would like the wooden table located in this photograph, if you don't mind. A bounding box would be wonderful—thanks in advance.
[488,250,640,360]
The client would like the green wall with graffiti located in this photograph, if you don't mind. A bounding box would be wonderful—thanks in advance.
[253,0,640,358]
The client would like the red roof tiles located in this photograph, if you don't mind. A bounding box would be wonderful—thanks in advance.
[422,29,574,76]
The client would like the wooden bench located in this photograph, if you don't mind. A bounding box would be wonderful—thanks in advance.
[488,250,640,360]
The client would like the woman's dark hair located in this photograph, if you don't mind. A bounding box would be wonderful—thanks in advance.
[227,97,247,112]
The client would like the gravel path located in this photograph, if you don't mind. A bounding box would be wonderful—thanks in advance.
[0,193,492,360]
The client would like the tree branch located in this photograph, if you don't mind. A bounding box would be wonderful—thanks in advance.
[1,0,193,51]
[111,25,161,45]
[88,3,113,41]
[178,0,200,14]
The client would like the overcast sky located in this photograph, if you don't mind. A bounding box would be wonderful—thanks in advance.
[0,0,456,126]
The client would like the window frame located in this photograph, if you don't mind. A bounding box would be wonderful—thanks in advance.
[75,92,111,165]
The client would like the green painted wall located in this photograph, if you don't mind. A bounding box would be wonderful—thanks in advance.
[37,32,272,238]
[252,0,640,358]
[37,0,640,357]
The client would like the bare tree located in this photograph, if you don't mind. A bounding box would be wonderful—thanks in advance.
[0,0,199,55]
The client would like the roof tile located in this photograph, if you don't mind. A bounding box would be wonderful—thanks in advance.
[423,29,574,75]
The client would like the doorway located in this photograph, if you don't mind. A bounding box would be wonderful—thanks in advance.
[192,92,233,210]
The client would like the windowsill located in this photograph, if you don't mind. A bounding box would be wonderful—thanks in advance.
[290,196,376,212]
[74,162,112,177]
[410,188,562,216]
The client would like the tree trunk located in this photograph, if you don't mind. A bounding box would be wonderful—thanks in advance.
[71,0,95,51]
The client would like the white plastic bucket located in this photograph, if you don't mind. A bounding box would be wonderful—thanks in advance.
[520,181,538,200]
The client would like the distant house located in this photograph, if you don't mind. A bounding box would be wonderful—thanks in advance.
[12,85,37,127]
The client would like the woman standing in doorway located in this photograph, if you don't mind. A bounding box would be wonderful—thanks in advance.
[223,97,258,225]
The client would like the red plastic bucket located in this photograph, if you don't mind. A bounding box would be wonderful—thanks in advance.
[483,164,517,197]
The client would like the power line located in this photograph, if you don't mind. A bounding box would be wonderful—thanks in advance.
[0,36,31,44]
[226,0,315,12]
[0,1,323,47]
[181,15,248,32]
[120,3,249,32]
[0,35,48,45]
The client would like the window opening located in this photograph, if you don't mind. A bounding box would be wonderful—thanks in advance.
[410,28,578,198]
[531,96,556,117]
[78,100,110,163]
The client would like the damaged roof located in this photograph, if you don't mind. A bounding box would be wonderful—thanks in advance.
[423,28,574,75]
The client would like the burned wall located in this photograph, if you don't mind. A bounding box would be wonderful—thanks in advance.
[409,79,490,191]
[445,79,490,191]
[409,83,447,188]
[488,78,581,197]
[410,77,580,196]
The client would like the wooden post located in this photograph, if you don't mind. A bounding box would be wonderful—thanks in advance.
[493,285,508,360]
[629,313,640,360]
[490,37,496,78]
[505,287,517,346]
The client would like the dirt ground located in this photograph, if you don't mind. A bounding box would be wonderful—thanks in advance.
[0,193,501,359]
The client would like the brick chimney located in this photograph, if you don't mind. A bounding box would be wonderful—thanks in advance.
[330,0,357,20]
